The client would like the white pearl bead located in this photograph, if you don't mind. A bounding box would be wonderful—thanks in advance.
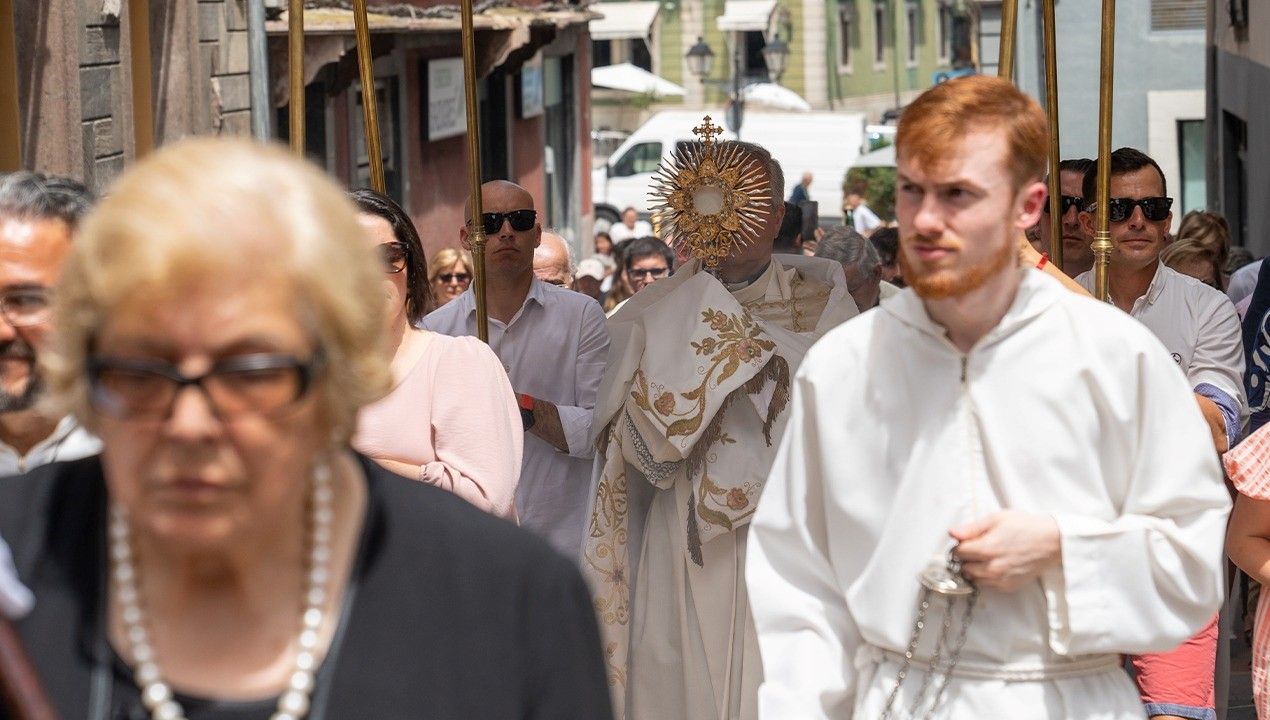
[298,628,319,650]
[306,587,326,607]
[142,681,172,709]
[114,563,135,584]
[311,545,331,564]
[289,669,314,693]
[136,661,161,685]
[314,506,333,525]
[303,608,323,630]
[272,713,298,720]
[127,624,148,646]
[118,584,138,606]
[308,566,328,586]
[110,541,132,562]
[295,650,317,672]
[313,484,334,504]
[278,689,310,716]
[121,604,142,626]
[153,699,183,720]
[132,642,154,663]
[311,524,331,545]
[109,518,129,541]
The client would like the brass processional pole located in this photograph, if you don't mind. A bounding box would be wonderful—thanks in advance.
[351,0,385,193]
[128,0,154,157]
[1091,0,1115,301]
[1042,0,1063,270]
[460,0,490,342]
[287,0,305,155]
[996,0,1018,80]
[0,0,20,171]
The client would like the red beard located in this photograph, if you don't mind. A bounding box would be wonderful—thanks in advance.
[899,234,1016,300]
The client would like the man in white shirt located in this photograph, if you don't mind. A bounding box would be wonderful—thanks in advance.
[1074,147,1243,720]
[0,172,101,476]
[845,186,883,236]
[424,181,609,558]
[748,75,1229,720]
[607,207,654,244]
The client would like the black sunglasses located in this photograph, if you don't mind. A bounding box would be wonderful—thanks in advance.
[1043,195,1084,214]
[378,242,407,274]
[1087,196,1173,223]
[437,272,471,284]
[480,210,537,235]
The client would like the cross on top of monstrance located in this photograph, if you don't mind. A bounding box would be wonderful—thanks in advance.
[693,116,723,147]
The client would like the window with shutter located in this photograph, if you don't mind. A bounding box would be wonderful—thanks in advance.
[1150,0,1205,31]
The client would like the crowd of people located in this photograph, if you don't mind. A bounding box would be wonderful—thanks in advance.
[0,73,1266,720]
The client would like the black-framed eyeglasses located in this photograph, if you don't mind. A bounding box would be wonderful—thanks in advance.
[437,272,471,284]
[87,352,324,420]
[1087,196,1173,223]
[479,209,536,235]
[628,267,669,279]
[1042,195,1084,215]
[378,242,407,274]
[0,287,53,328]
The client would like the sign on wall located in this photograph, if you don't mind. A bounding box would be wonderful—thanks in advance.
[428,58,467,141]
[519,53,544,119]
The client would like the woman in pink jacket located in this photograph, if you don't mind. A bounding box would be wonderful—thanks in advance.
[350,189,521,519]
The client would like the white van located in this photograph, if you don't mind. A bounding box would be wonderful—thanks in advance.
[592,109,867,224]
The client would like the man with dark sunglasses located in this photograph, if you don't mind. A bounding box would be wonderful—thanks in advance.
[1076,147,1244,720]
[423,180,610,561]
[1032,158,1095,277]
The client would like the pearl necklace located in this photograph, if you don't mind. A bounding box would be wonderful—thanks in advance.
[109,463,335,720]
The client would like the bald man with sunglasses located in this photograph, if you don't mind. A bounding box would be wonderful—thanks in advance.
[424,181,610,559]
[1075,147,1244,720]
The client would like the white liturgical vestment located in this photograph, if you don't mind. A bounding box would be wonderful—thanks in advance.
[584,255,858,720]
[748,269,1230,719]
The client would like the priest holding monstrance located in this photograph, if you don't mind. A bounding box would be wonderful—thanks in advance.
[746,75,1230,719]
[581,120,859,719]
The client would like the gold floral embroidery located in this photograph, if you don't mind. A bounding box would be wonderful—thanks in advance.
[630,308,776,440]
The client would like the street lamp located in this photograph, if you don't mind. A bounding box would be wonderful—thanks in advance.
[684,34,791,135]
[760,35,789,84]
[686,37,714,79]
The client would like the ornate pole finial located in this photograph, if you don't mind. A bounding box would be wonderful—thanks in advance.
[693,116,724,148]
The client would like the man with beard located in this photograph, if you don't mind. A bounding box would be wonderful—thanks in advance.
[0,172,101,474]
[747,76,1229,719]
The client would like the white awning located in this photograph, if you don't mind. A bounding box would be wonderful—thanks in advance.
[590,1,660,41]
[591,63,686,96]
[717,0,776,31]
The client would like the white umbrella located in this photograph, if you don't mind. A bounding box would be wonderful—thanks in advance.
[852,144,895,169]
[740,82,811,112]
[591,63,687,97]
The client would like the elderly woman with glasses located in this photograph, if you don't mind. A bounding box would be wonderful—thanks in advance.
[0,139,611,720]
[349,189,520,519]
[428,248,473,308]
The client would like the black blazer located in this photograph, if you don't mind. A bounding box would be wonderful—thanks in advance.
[0,454,613,720]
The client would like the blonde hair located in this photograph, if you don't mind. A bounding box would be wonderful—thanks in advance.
[428,247,473,282]
[48,138,391,442]
[1176,210,1230,269]
[1161,239,1222,285]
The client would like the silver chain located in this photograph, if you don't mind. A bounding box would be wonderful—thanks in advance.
[878,552,979,720]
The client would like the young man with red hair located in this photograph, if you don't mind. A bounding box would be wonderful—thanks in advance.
[747,75,1230,718]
